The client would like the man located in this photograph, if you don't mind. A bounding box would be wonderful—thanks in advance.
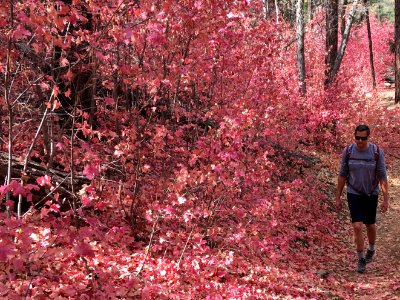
[335,124,389,273]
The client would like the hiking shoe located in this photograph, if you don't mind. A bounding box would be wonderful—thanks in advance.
[357,257,366,273]
[365,249,375,263]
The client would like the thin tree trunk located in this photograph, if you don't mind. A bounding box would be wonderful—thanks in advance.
[363,0,376,88]
[308,0,314,21]
[341,0,348,36]
[263,0,269,19]
[396,0,400,103]
[325,0,339,86]
[326,0,359,86]
[296,0,306,95]
[275,0,280,23]
[90,58,98,127]
[4,0,14,217]
[291,0,297,25]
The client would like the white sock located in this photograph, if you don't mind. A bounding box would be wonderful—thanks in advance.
[368,244,375,251]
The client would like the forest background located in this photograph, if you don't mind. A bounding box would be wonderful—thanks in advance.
[1,0,400,299]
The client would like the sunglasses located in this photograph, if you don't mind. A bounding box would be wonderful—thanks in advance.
[355,136,368,141]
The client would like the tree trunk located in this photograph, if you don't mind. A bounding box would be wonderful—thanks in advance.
[340,0,348,36]
[325,0,339,86]
[296,0,307,95]
[396,0,400,103]
[263,0,269,19]
[308,0,314,21]
[275,0,280,23]
[4,0,15,217]
[364,0,376,88]
[326,0,359,86]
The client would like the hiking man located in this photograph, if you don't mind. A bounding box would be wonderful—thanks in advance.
[335,124,389,273]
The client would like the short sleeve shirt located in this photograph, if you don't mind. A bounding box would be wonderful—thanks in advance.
[339,143,387,196]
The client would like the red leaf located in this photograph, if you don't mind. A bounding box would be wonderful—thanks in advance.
[83,164,99,180]
[13,25,31,39]
[104,97,115,105]
[95,201,105,211]
[37,175,51,186]
[81,197,92,205]
[65,89,71,98]
[74,242,95,258]
[0,244,13,261]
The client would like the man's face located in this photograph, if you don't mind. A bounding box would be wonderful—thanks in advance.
[355,130,368,147]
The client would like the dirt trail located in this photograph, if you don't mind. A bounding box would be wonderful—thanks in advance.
[333,161,400,300]
[331,91,400,299]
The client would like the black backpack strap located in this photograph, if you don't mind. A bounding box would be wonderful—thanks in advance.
[345,144,351,158]
[374,144,380,161]
[345,144,353,162]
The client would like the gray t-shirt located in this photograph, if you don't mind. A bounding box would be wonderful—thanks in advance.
[339,143,387,196]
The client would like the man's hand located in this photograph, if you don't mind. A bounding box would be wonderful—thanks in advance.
[381,199,388,213]
[379,180,389,213]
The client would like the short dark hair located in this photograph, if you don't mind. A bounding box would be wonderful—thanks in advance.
[354,124,370,136]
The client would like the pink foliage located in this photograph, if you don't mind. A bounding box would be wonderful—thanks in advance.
[0,1,398,299]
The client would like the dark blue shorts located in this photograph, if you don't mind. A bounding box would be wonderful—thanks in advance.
[347,193,378,224]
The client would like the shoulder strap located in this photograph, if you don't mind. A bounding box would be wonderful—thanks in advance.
[346,144,353,160]
[347,143,379,161]
[373,144,380,161]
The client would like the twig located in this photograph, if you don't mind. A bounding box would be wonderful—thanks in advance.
[18,106,50,218]
[136,215,159,276]
[177,228,194,268]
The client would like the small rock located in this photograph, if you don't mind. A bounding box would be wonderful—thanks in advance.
[316,269,330,279]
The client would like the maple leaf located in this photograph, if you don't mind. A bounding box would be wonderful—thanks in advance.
[13,24,31,39]
[5,200,14,210]
[9,180,26,197]
[0,244,13,261]
[60,57,69,67]
[82,121,92,137]
[83,164,99,180]
[74,242,95,258]
[64,88,71,98]
[40,82,50,91]
[177,196,187,204]
[104,97,115,105]
[64,69,74,81]
[52,100,61,110]
[0,184,11,196]
[95,201,105,211]
[37,175,51,186]
[81,197,92,205]
[49,204,60,213]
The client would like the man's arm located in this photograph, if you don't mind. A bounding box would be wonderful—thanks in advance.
[380,179,389,212]
[335,175,347,210]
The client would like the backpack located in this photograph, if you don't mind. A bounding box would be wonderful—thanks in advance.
[344,143,380,195]
[345,143,380,163]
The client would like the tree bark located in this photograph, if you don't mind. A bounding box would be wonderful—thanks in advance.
[396,0,400,103]
[4,0,15,216]
[325,0,339,86]
[275,0,280,23]
[0,152,89,188]
[308,0,314,21]
[296,0,307,95]
[263,0,269,19]
[340,0,348,36]
[363,0,376,88]
[326,0,359,86]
